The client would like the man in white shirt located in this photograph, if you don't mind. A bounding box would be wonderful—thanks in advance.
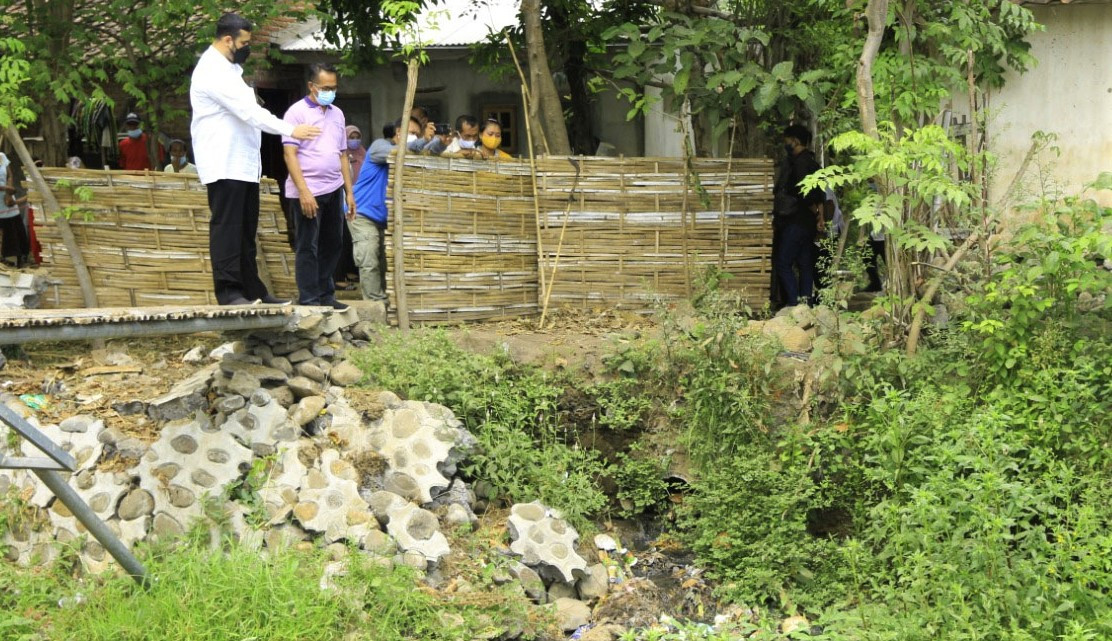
[190,13,320,306]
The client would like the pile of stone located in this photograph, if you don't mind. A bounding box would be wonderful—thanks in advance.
[0,307,612,625]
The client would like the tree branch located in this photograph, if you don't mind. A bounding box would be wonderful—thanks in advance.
[856,0,888,139]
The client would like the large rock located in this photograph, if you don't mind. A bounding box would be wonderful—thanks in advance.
[146,363,217,421]
[361,401,473,504]
[329,360,363,387]
[219,360,289,385]
[577,563,609,601]
[287,376,323,399]
[507,501,588,584]
[552,598,592,632]
[117,488,155,521]
[580,624,627,641]
[290,396,326,427]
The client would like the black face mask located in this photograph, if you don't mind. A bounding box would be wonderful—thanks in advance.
[784,143,795,156]
[231,42,251,65]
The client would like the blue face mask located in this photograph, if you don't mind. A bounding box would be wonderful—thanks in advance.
[127,128,142,138]
[316,90,336,107]
[347,139,362,150]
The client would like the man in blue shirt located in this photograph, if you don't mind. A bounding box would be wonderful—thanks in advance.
[349,120,414,301]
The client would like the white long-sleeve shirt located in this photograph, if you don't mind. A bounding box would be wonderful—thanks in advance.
[189,46,294,185]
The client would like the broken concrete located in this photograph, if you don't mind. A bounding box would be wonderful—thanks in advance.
[507,501,589,584]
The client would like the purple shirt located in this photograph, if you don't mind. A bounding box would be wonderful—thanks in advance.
[282,96,346,198]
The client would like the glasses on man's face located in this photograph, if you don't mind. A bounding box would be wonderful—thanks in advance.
[314,83,338,92]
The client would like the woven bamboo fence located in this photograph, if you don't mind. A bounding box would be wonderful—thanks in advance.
[28,169,297,308]
[28,158,772,320]
[386,156,539,323]
[530,156,773,309]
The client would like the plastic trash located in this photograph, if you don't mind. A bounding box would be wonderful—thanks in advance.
[19,393,48,410]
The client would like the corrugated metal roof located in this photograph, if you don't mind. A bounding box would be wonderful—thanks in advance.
[277,0,520,52]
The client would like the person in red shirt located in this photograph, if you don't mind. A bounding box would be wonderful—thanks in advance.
[117,112,163,170]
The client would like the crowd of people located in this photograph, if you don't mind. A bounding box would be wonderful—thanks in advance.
[183,12,524,308]
[3,11,882,311]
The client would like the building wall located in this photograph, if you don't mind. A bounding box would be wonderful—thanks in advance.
[988,4,1112,207]
[280,50,644,156]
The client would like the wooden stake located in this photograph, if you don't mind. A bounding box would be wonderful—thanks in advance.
[4,125,99,309]
[391,59,420,332]
[520,84,548,320]
[539,159,582,327]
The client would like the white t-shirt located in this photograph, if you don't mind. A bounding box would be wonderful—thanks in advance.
[0,153,19,220]
[164,162,199,175]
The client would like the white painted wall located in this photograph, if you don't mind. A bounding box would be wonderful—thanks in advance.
[327,50,644,156]
[988,4,1112,207]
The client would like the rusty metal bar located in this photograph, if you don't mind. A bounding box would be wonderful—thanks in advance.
[32,469,149,586]
[0,313,292,346]
[0,404,76,471]
[0,455,68,471]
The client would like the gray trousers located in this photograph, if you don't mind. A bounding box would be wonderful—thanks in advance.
[349,215,388,301]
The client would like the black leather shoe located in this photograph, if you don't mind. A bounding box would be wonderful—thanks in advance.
[328,300,349,311]
[259,294,291,305]
[222,296,254,306]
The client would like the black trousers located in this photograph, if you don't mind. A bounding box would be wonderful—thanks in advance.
[0,215,30,262]
[207,179,268,304]
[291,187,344,305]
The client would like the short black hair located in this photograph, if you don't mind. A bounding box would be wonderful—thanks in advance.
[455,114,478,131]
[307,63,338,84]
[783,124,812,146]
[383,123,397,140]
[216,13,252,40]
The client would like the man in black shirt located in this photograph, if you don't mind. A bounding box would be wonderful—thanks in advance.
[771,124,825,307]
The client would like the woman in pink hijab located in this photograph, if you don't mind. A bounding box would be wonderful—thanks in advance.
[345,125,367,181]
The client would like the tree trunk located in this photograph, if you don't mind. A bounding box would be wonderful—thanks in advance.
[521,0,571,155]
[856,0,888,139]
[38,101,69,167]
[546,3,597,155]
[40,0,75,166]
[5,125,99,308]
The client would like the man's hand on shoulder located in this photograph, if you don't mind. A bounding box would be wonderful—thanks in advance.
[291,124,322,140]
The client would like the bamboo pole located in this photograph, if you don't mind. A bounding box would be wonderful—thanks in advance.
[4,125,99,309]
[520,84,548,317]
[391,59,420,332]
[505,34,550,156]
[539,158,582,327]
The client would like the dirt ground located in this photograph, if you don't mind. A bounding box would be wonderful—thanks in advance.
[0,309,659,442]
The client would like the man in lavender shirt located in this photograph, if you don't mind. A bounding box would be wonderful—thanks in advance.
[283,63,356,309]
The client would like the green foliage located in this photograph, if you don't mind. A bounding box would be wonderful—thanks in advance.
[680,451,844,611]
[351,330,608,528]
[0,538,534,641]
[964,192,1111,382]
[613,445,669,518]
[669,310,784,469]
[586,379,653,432]
[0,36,34,129]
[602,3,840,150]
[825,394,1112,641]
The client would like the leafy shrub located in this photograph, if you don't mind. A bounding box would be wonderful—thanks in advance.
[964,190,1111,382]
[352,330,608,528]
[613,445,670,518]
[828,404,1112,641]
[680,451,845,611]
